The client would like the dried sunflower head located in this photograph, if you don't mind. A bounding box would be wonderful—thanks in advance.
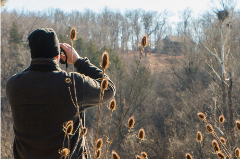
[220,137,226,144]
[63,120,73,135]
[185,153,192,159]
[127,116,135,129]
[109,99,116,111]
[197,112,206,121]
[141,35,148,47]
[196,131,202,142]
[100,51,109,69]
[112,151,120,159]
[138,128,145,140]
[217,151,225,159]
[59,148,70,157]
[219,115,225,123]
[101,78,108,91]
[235,147,240,157]
[212,139,220,154]
[236,120,240,131]
[70,28,77,41]
[141,151,148,158]
[136,155,143,159]
[96,138,103,150]
[206,124,214,133]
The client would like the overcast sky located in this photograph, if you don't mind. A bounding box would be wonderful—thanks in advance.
[2,0,240,23]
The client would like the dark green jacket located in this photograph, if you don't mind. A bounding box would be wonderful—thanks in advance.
[6,57,115,159]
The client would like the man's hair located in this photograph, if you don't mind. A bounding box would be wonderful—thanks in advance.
[28,28,60,59]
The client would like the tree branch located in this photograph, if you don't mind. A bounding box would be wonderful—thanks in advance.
[223,24,231,45]
[205,61,222,82]
[193,23,222,65]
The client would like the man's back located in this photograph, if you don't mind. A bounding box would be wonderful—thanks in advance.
[7,57,115,158]
[7,58,79,158]
[7,28,115,159]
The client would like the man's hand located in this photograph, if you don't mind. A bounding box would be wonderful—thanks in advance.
[60,43,80,64]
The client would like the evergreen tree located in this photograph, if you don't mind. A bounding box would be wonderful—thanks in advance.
[9,21,22,50]
[9,21,22,45]
[75,37,87,57]
[86,40,100,67]
[58,34,67,43]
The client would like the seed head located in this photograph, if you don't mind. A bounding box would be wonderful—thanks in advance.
[109,99,116,111]
[64,120,73,135]
[196,131,202,142]
[80,127,87,136]
[65,78,71,83]
[96,138,103,150]
[220,137,226,144]
[59,148,70,156]
[1,0,8,7]
[212,139,220,154]
[127,116,135,129]
[141,35,148,47]
[217,151,225,159]
[141,152,147,158]
[100,51,109,69]
[112,151,120,159]
[219,115,225,123]
[206,124,214,133]
[185,153,192,159]
[138,128,145,140]
[136,155,143,159]
[101,78,108,91]
[97,149,101,158]
[70,28,77,41]
[235,147,240,157]
[236,120,240,131]
[197,112,206,121]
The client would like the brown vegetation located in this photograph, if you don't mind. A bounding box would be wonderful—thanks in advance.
[2,1,240,158]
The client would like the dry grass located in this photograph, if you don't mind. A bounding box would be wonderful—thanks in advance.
[190,112,240,158]
[118,51,183,75]
[1,100,14,159]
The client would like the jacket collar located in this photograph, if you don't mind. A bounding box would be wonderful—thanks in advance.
[29,58,62,72]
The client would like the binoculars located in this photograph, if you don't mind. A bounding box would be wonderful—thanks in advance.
[60,47,67,64]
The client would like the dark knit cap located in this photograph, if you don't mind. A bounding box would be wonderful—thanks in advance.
[28,28,60,59]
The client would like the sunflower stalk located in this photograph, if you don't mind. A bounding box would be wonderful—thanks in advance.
[94,51,109,159]
[94,69,105,159]
[102,35,148,158]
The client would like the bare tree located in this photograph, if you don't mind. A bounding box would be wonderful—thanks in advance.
[125,9,143,50]
[194,0,239,147]
[177,7,192,37]
[154,10,169,54]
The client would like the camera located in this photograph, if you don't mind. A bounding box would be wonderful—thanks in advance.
[60,47,67,64]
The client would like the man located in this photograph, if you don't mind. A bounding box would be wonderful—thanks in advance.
[6,28,115,159]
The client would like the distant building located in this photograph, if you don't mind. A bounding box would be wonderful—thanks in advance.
[164,36,194,55]
[154,36,195,55]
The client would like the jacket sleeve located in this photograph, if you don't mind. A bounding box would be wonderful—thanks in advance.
[72,57,116,110]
